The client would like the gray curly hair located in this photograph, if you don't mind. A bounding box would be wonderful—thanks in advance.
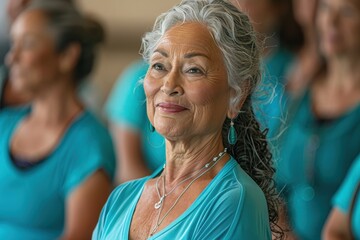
[141,0,283,238]
[141,0,261,111]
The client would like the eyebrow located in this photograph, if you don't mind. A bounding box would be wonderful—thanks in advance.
[154,50,168,57]
[184,52,210,60]
[153,49,210,59]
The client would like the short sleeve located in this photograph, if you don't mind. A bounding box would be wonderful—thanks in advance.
[92,186,123,240]
[193,187,271,240]
[104,60,149,130]
[62,120,116,196]
[333,156,360,213]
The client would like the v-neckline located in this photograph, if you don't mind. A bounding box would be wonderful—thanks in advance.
[125,158,237,239]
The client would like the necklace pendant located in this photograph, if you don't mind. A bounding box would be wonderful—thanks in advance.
[154,197,164,209]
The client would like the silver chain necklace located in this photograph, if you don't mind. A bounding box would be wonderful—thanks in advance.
[154,163,208,209]
[149,148,227,237]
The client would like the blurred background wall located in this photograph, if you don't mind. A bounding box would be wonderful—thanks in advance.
[76,0,180,108]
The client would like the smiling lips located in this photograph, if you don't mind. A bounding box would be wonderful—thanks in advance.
[156,102,188,113]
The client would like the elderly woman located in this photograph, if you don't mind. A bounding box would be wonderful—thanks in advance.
[93,0,280,239]
[0,1,115,239]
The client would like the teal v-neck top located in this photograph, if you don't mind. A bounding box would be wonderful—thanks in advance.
[0,106,116,240]
[276,91,360,240]
[93,158,271,240]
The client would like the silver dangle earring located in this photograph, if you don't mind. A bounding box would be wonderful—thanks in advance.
[228,119,237,145]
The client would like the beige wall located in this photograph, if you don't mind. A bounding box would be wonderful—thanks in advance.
[76,0,180,107]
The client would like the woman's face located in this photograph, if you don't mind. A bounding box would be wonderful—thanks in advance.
[317,0,360,58]
[144,22,231,142]
[6,9,62,95]
[231,0,280,34]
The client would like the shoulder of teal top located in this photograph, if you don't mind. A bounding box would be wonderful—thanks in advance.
[333,155,360,213]
[62,110,116,192]
[104,60,149,129]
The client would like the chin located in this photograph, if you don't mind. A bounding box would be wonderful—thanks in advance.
[155,124,183,140]
[10,80,34,96]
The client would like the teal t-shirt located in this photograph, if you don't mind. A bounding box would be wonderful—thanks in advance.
[333,155,360,240]
[93,158,271,240]
[105,60,165,172]
[0,106,116,240]
[276,91,360,240]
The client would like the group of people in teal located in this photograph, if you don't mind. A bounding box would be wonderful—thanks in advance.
[0,0,359,239]
[0,0,115,239]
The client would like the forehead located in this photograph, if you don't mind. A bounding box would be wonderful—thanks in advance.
[156,22,221,55]
[11,9,49,37]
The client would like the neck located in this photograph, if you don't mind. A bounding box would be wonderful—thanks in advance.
[30,78,83,125]
[326,57,360,91]
[163,134,228,185]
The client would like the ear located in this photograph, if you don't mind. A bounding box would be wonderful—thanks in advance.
[227,81,250,119]
[59,43,81,75]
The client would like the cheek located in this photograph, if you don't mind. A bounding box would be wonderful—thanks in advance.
[143,76,160,120]
[187,82,229,110]
[143,75,160,100]
[21,50,58,79]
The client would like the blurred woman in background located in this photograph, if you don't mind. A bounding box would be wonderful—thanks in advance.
[276,0,360,239]
[0,1,115,239]
[105,60,165,184]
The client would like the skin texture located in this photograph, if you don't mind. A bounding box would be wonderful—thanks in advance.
[6,9,112,240]
[323,208,353,240]
[129,22,237,240]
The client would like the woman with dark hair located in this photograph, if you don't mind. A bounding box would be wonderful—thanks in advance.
[0,1,115,239]
[93,0,281,239]
[276,0,360,239]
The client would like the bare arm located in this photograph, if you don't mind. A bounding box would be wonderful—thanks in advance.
[60,170,112,240]
[323,208,352,240]
[110,123,151,184]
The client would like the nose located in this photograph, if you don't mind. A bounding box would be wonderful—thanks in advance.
[160,70,184,96]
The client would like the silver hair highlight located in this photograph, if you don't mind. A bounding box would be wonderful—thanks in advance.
[141,0,261,111]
